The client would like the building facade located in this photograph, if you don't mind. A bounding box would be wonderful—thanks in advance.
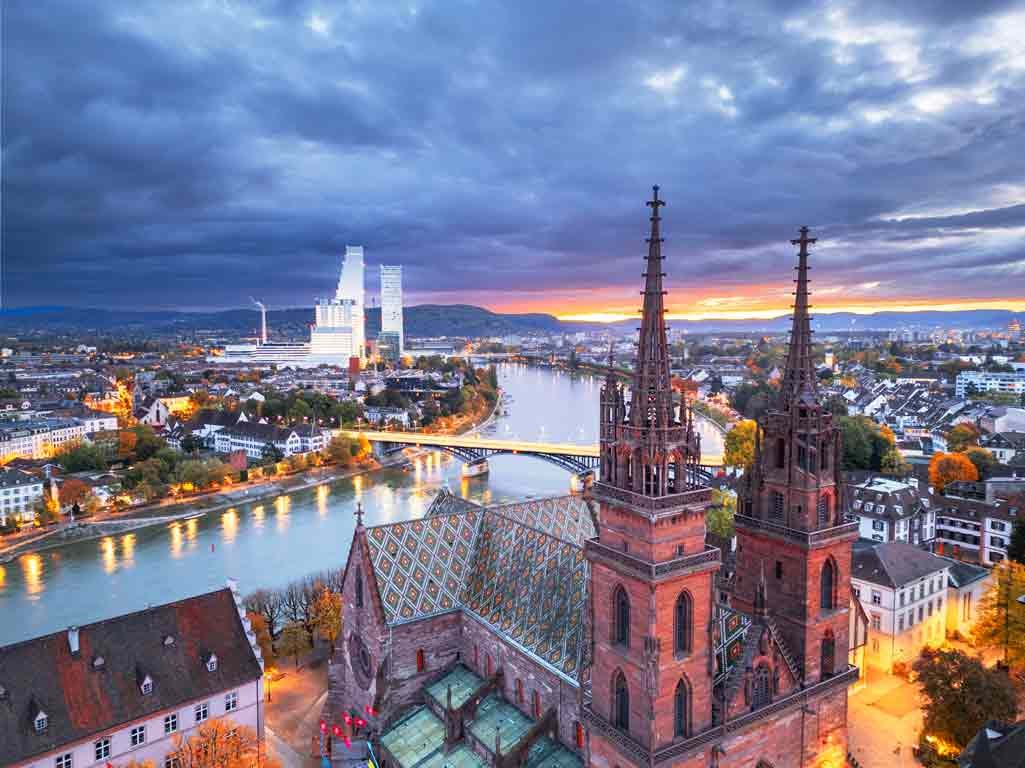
[1,583,265,768]
[955,371,1025,397]
[846,475,935,546]
[380,265,404,359]
[0,468,45,526]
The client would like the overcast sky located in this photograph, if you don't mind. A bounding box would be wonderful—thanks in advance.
[4,0,1025,319]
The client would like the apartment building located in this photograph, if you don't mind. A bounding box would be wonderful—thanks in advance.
[1,583,264,768]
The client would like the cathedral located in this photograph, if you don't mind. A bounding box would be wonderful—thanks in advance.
[329,188,860,768]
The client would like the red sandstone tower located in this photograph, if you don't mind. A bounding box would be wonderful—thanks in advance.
[734,227,858,684]
[585,187,719,763]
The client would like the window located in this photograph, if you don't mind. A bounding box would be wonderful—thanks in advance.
[871,613,881,631]
[516,678,524,705]
[871,590,882,606]
[872,520,884,532]
[899,591,906,606]
[131,725,146,747]
[817,496,829,526]
[355,567,364,608]
[752,664,771,709]
[821,632,836,679]
[771,491,784,521]
[225,691,238,712]
[673,679,689,738]
[775,561,783,579]
[195,702,209,723]
[614,586,630,647]
[674,591,692,655]
[164,757,181,768]
[34,712,47,732]
[532,690,542,719]
[962,593,972,621]
[95,738,111,761]
[927,600,933,617]
[141,678,153,695]
[55,754,72,768]
[898,615,904,631]
[613,671,629,730]
[820,559,836,611]
[165,713,179,735]
[206,654,218,672]
[775,438,785,469]
[485,654,492,677]
[416,649,425,673]
[918,605,924,622]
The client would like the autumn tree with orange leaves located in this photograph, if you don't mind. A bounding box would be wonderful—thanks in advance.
[929,452,979,494]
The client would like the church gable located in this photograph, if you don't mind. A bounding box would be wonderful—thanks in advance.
[723,621,802,719]
[487,495,597,546]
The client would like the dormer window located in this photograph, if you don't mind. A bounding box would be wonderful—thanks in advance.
[141,675,153,695]
[206,653,218,672]
[34,711,48,732]
[163,635,175,646]
[92,656,105,670]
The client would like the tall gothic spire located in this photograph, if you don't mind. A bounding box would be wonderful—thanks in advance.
[629,186,675,429]
[780,226,818,408]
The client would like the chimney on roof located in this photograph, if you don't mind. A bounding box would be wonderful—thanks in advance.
[68,626,80,656]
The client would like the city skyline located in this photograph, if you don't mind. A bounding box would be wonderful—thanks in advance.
[3,1,1025,318]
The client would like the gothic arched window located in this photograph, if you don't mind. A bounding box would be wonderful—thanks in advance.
[613,586,630,648]
[673,678,689,738]
[674,591,692,656]
[821,558,836,611]
[817,495,830,527]
[775,438,786,469]
[613,670,629,731]
[821,631,836,679]
[752,664,772,709]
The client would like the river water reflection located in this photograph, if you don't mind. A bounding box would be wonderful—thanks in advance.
[0,364,723,645]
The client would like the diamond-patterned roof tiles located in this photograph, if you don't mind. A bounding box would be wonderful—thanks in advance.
[363,492,591,679]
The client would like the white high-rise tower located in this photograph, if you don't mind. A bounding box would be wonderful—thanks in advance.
[336,246,365,361]
[380,265,403,358]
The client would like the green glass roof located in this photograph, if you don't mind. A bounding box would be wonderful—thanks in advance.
[379,707,445,768]
[426,664,484,711]
[467,695,533,755]
[524,736,585,768]
[415,745,486,768]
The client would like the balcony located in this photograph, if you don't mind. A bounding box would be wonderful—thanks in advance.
[585,539,720,582]
[590,481,711,519]
[734,514,859,547]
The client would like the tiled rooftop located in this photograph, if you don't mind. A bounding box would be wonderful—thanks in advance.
[426,664,484,711]
[416,744,486,768]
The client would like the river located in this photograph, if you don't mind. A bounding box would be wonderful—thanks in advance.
[0,364,723,646]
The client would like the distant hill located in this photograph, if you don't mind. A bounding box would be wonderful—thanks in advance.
[0,305,1017,339]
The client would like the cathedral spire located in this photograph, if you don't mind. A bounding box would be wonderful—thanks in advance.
[780,226,818,408]
[629,185,674,429]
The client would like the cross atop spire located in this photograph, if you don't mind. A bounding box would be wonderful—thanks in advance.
[780,226,818,408]
[629,186,674,429]
[354,502,364,528]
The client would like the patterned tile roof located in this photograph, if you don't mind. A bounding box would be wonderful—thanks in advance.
[463,510,590,676]
[488,495,596,546]
[713,606,752,685]
[365,508,482,624]
[424,488,484,518]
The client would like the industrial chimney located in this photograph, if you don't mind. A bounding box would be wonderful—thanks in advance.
[250,298,268,345]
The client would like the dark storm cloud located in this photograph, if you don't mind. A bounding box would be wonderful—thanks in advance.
[4,0,1025,311]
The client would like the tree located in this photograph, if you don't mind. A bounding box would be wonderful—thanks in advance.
[312,587,343,650]
[880,448,911,478]
[244,589,284,639]
[277,621,312,669]
[973,560,1025,668]
[326,435,353,465]
[946,422,981,452]
[261,442,283,464]
[128,425,166,461]
[34,498,60,526]
[963,446,998,480]
[929,452,979,493]
[167,720,281,768]
[59,478,92,508]
[246,611,275,663]
[724,420,758,471]
[914,647,1016,753]
[838,416,873,470]
[706,489,736,539]
[56,442,108,472]
[1008,518,1025,565]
